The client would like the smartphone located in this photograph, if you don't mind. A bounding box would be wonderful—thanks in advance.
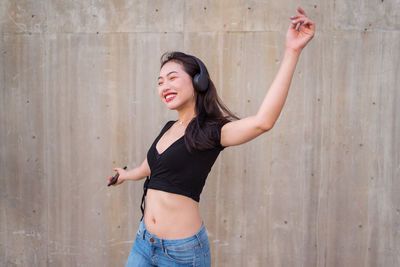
[107,166,127,186]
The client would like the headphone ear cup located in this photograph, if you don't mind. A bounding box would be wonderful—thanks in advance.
[193,73,209,93]
[192,57,209,93]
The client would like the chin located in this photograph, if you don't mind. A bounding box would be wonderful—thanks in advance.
[163,101,180,110]
[165,105,178,110]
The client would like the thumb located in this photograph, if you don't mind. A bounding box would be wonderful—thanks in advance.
[289,19,298,30]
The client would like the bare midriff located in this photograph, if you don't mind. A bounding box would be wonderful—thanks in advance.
[143,188,203,239]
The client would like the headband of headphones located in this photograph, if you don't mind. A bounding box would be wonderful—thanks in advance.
[190,56,209,93]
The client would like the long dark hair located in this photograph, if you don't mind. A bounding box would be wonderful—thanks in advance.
[160,51,239,152]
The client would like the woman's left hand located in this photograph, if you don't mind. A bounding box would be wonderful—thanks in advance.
[285,7,315,52]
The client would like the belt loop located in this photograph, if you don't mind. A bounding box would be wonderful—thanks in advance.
[161,238,165,253]
[196,233,203,248]
[142,229,146,240]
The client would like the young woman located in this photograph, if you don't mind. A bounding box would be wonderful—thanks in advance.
[108,7,314,267]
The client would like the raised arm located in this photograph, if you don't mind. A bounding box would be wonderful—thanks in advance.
[221,7,315,147]
[108,158,151,186]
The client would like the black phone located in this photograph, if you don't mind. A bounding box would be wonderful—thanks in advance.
[107,166,127,186]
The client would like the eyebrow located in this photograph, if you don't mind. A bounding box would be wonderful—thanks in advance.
[158,71,178,80]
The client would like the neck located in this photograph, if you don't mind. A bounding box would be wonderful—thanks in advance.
[177,106,196,125]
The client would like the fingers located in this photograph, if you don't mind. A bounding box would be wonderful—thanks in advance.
[292,17,313,26]
[297,7,307,16]
[290,7,308,21]
[109,167,127,186]
[298,17,315,31]
[290,14,305,25]
[289,21,297,30]
[108,168,119,185]
[290,17,307,26]
[289,8,314,29]
[113,167,122,174]
[306,19,315,32]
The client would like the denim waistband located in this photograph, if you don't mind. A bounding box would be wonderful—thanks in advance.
[137,219,209,249]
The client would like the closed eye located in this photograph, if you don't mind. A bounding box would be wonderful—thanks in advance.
[158,77,177,85]
[157,69,179,84]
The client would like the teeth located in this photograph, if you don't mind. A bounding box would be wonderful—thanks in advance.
[165,94,176,100]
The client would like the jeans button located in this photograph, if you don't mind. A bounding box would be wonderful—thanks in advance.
[149,238,155,242]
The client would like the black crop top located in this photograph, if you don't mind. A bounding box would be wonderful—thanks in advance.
[140,120,226,220]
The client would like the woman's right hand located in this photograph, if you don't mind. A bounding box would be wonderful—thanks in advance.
[107,167,129,186]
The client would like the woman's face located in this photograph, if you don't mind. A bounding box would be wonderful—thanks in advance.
[158,61,196,110]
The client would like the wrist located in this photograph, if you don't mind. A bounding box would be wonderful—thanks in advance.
[121,169,133,181]
[284,47,302,56]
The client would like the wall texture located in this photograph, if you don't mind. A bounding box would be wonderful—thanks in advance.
[1,1,399,266]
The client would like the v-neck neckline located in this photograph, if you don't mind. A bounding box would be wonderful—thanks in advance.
[155,120,184,156]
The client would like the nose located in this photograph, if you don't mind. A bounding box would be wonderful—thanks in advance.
[159,83,171,94]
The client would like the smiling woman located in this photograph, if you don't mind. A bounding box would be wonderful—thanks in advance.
[107,7,315,267]
[157,52,239,153]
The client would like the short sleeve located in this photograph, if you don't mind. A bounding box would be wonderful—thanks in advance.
[217,121,228,151]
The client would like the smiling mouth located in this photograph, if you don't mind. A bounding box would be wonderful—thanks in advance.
[165,93,177,102]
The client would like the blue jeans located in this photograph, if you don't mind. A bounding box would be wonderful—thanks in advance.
[125,220,211,266]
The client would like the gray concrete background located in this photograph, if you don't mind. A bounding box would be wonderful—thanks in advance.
[1,0,399,266]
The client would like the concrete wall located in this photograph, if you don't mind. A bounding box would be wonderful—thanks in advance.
[1,1,399,266]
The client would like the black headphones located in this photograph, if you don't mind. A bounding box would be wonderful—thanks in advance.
[190,56,210,93]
